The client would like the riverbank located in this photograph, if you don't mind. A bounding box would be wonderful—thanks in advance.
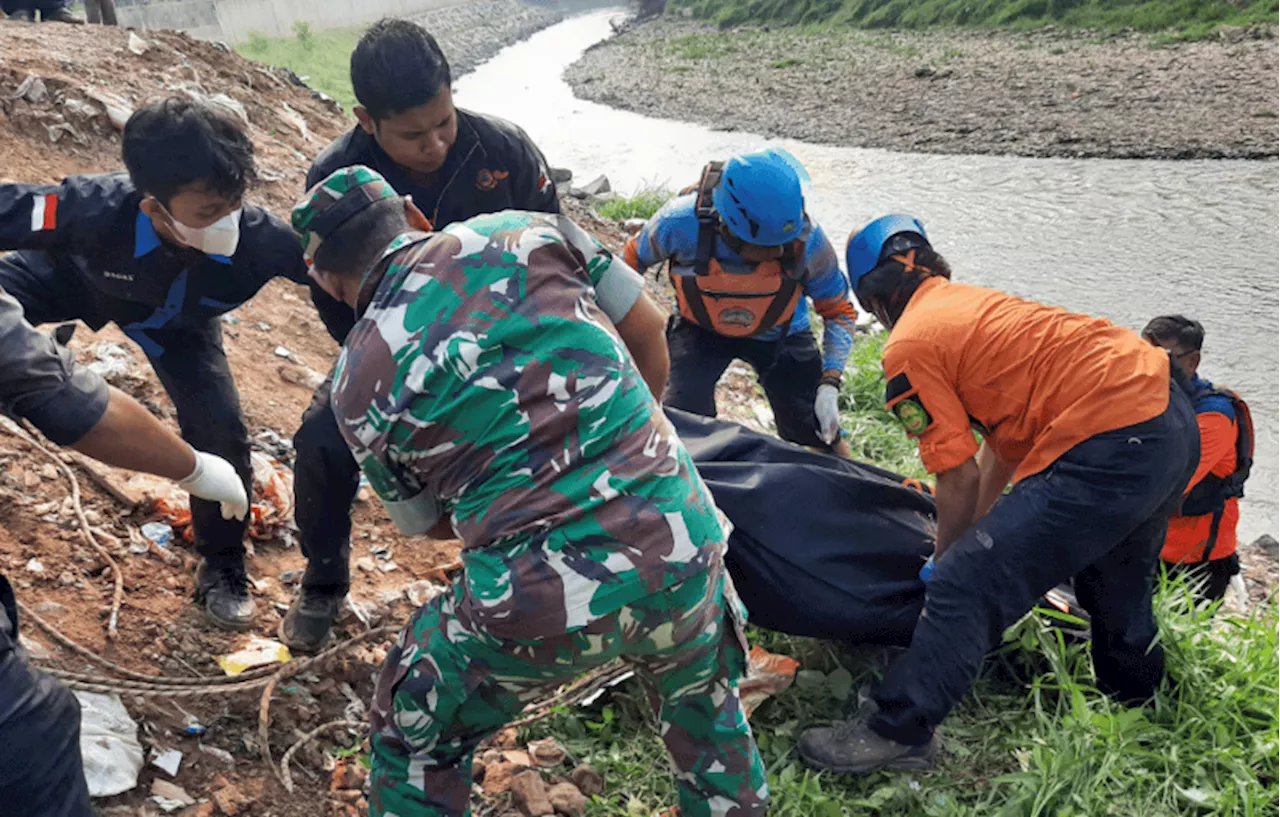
[564,19,1279,159]
[236,0,563,110]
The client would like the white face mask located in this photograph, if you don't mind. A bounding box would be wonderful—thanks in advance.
[158,202,243,257]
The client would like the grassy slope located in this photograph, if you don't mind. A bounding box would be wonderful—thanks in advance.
[671,0,1278,36]
[235,26,363,111]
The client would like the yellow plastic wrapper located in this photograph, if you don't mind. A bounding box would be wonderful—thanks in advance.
[217,637,292,676]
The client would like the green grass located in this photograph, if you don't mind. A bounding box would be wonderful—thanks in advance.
[594,188,673,221]
[769,56,806,68]
[668,32,742,59]
[234,25,364,111]
[668,0,1278,37]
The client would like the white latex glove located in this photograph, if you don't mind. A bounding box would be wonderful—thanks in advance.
[179,450,249,520]
[815,383,842,445]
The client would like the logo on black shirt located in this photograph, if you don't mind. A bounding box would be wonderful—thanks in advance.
[103,271,134,282]
[476,169,509,191]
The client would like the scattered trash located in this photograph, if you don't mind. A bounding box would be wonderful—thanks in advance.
[207,93,249,128]
[14,74,47,103]
[739,645,800,716]
[221,313,241,326]
[198,744,235,767]
[141,521,173,549]
[63,98,99,118]
[150,779,194,812]
[126,32,150,56]
[150,747,182,777]
[217,636,291,677]
[77,691,144,797]
[82,88,133,130]
[273,345,293,359]
[257,321,272,332]
[25,558,44,573]
[404,580,443,607]
[279,569,303,585]
[182,716,207,736]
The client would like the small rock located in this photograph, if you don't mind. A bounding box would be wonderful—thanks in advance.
[355,557,377,573]
[510,770,554,817]
[23,470,40,489]
[211,778,248,815]
[179,804,215,817]
[378,561,399,573]
[549,167,573,184]
[502,749,534,769]
[1252,534,1278,560]
[481,760,516,796]
[528,737,567,767]
[378,588,404,606]
[39,464,58,480]
[83,509,102,526]
[151,779,195,807]
[59,571,77,587]
[221,314,240,326]
[570,765,604,797]
[580,175,611,197]
[492,727,519,748]
[472,758,486,782]
[481,749,503,765]
[621,218,647,234]
[330,758,367,791]
[25,558,44,574]
[18,635,52,660]
[548,781,588,816]
[257,322,272,332]
[273,345,294,359]
[33,601,65,614]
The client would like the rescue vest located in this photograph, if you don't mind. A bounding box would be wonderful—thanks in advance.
[669,161,808,338]
[1178,383,1253,561]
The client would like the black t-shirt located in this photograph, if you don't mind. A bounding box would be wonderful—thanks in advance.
[305,108,562,342]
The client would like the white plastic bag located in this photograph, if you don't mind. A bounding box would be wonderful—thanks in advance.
[76,691,144,797]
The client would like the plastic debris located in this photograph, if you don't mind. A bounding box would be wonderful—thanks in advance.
[217,636,291,677]
[199,744,235,767]
[141,521,173,549]
[182,717,207,737]
[150,747,182,776]
[150,779,194,812]
[273,345,293,359]
[25,558,44,573]
[279,568,303,585]
[404,580,444,607]
[126,32,150,56]
[77,691,144,797]
[738,645,800,716]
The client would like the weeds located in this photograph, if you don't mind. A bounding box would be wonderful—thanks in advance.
[291,19,314,50]
[668,32,740,60]
[594,187,673,222]
[234,25,365,110]
[769,57,804,68]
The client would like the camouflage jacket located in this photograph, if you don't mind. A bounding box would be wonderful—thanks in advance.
[332,211,722,639]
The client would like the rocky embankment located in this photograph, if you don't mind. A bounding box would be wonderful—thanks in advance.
[414,0,564,77]
[566,19,1279,160]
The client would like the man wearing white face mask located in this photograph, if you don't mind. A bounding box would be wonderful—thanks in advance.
[0,96,312,630]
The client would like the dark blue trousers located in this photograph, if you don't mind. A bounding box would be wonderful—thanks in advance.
[871,383,1199,745]
[0,578,92,817]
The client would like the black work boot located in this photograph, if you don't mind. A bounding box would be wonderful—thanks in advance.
[194,559,255,630]
[278,585,346,653]
[797,718,939,775]
[40,7,85,23]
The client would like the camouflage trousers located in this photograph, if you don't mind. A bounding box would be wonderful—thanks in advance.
[367,564,768,817]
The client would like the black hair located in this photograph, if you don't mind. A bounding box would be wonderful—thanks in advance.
[350,18,452,121]
[1142,315,1204,352]
[855,246,951,327]
[121,96,256,205]
[313,197,411,278]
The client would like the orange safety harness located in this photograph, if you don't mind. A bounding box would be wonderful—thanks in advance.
[670,161,808,338]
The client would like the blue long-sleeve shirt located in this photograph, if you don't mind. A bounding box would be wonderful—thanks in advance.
[624,193,858,372]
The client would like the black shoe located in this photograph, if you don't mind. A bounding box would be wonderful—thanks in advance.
[279,585,346,653]
[195,559,256,630]
[797,717,939,775]
[40,7,85,23]
[7,9,35,21]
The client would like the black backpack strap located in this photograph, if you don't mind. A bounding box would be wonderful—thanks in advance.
[754,279,800,335]
[692,162,723,278]
[679,274,715,328]
[1200,505,1227,563]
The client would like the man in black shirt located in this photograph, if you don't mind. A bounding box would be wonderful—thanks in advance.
[0,96,310,630]
[284,18,561,651]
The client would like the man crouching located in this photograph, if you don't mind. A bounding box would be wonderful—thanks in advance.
[291,167,767,817]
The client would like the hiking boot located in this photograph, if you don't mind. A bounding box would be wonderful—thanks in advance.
[278,585,346,653]
[797,718,939,775]
[7,9,35,21]
[41,7,85,23]
[194,559,255,630]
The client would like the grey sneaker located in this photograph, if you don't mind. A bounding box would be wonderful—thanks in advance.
[797,718,939,775]
[194,559,256,630]
[278,585,346,653]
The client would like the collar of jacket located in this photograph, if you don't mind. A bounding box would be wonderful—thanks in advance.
[354,230,433,319]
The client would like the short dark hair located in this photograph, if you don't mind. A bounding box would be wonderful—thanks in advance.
[313,197,411,278]
[1143,315,1204,352]
[122,96,256,205]
[351,18,452,121]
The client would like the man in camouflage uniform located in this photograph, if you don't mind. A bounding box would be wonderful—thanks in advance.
[291,166,767,817]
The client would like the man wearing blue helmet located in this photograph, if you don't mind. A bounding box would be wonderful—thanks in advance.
[797,215,1199,774]
[624,149,857,455]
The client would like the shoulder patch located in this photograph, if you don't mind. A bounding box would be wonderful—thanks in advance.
[894,395,934,437]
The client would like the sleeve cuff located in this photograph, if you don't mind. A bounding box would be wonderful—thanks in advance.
[376,487,444,536]
[595,261,644,324]
[23,368,110,446]
[918,432,980,476]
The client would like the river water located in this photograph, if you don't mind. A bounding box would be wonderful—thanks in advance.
[454,9,1279,540]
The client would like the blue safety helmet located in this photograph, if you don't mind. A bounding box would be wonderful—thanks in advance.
[845,214,929,292]
[712,149,806,247]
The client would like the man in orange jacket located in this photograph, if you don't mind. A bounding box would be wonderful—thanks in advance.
[1143,315,1251,604]
[797,215,1199,775]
